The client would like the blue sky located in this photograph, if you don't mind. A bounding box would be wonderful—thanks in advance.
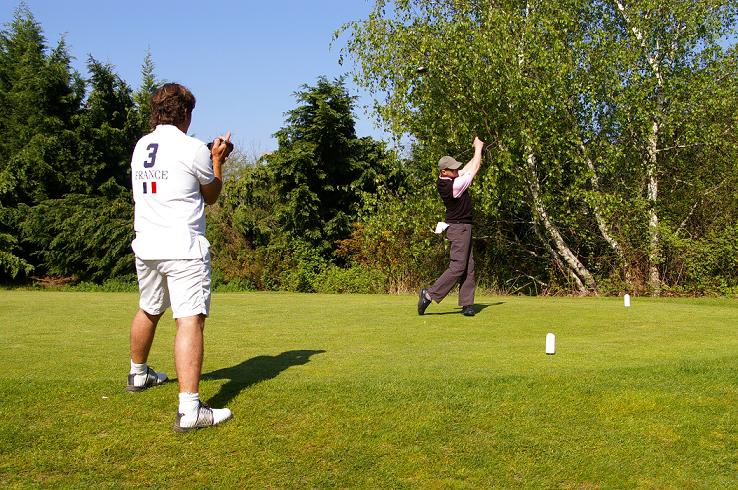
[0,0,383,154]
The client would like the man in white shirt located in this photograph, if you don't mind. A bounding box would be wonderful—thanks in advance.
[126,83,234,432]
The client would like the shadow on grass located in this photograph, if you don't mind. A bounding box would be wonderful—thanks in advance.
[424,302,503,316]
[202,349,326,407]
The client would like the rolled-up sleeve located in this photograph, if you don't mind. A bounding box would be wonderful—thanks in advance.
[452,173,473,198]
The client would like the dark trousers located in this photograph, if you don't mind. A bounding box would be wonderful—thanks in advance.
[428,223,475,306]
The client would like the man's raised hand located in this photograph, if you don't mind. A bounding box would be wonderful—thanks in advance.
[210,131,234,161]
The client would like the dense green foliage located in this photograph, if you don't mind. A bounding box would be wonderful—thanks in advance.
[0,6,147,283]
[207,77,408,292]
[0,6,410,293]
[343,0,738,294]
[19,182,133,283]
[2,2,737,295]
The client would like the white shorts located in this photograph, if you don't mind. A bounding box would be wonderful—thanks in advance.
[135,254,211,319]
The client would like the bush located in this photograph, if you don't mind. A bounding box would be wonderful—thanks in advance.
[19,182,134,283]
[212,279,256,293]
[315,265,386,293]
[662,225,738,295]
[275,241,329,292]
[0,205,33,280]
[244,237,328,292]
[61,276,137,292]
[337,187,446,293]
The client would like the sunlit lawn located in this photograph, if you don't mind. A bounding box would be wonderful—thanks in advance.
[1,291,737,488]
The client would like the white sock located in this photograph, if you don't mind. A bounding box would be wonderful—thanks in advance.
[130,360,147,376]
[178,392,200,417]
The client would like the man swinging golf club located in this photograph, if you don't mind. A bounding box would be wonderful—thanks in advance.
[418,136,484,317]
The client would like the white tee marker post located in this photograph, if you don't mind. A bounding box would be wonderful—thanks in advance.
[545,332,556,355]
[624,294,631,308]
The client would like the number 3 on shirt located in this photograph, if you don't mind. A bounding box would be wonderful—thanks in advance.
[143,143,159,168]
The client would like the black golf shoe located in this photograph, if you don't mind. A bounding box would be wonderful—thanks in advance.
[418,288,432,315]
[462,305,475,317]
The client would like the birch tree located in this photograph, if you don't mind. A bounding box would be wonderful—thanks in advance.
[343,0,737,294]
[579,0,738,293]
[344,0,603,292]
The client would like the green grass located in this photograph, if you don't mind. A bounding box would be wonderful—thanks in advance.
[1,291,737,488]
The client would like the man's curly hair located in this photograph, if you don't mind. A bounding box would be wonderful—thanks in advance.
[149,83,196,129]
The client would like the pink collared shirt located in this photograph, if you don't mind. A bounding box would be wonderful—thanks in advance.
[439,173,473,198]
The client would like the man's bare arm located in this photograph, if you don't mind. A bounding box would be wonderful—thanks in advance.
[459,136,484,179]
[201,131,232,204]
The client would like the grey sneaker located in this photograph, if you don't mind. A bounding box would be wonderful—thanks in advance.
[126,366,168,392]
[173,402,233,433]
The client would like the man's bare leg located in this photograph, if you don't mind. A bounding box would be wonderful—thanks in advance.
[173,314,232,431]
[174,314,205,393]
[130,309,163,363]
[127,309,167,391]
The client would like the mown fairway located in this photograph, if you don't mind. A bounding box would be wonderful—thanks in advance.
[1,291,737,488]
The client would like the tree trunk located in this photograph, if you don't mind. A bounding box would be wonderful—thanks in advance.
[579,143,631,284]
[647,119,661,294]
[615,0,664,295]
[525,148,597,293]
[514,2,595,293]
[580,144,625,258]
[532,219,585,292]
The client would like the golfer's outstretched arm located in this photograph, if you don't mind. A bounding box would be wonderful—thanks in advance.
[459,137,484,179]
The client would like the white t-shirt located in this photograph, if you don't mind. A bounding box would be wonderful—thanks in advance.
[130,125,215,260]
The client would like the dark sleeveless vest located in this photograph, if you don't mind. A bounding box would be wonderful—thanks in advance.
[437,177,472,224]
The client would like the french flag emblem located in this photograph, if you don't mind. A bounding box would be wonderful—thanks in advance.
[143,182,157,194]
